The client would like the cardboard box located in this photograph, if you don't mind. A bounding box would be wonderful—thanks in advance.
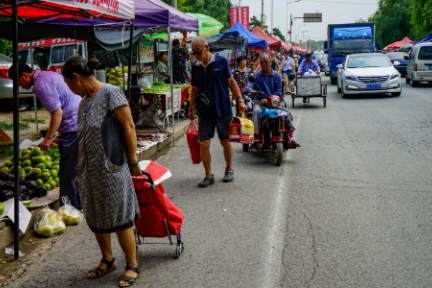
[0,128,13,158]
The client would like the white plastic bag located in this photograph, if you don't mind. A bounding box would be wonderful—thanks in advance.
[304,69,317,76]
[136,111,163,128]
[58,196,83,225]
[34,205,66,237]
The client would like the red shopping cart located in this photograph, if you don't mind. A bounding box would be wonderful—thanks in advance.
[132,161,184,258]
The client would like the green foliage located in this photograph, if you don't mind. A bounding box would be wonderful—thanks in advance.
[21,118,46,124]
[0,121,29,130]
[249,15,268,32]
[368,0,419,47]
[161,0,232,32]
[355,18,368,23]
[410,0,432,40]
[272,27,286,42]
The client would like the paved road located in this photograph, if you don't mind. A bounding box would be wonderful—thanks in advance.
[8,78,432,288]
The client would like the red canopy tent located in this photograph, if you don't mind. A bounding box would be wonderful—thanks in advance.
[273,35,288,50]
[251,27,281,50]
[385,37,413,50]
[0,0,135,260]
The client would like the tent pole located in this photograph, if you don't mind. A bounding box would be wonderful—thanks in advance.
[30,42,38,132]
[167,27,174,147]
[12,0,20,260]
[127,21,134,101]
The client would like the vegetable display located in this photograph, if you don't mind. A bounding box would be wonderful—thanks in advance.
[0,146,60,204]
[142,83,188,94]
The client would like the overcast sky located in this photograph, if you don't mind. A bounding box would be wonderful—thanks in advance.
[230,0,379,42]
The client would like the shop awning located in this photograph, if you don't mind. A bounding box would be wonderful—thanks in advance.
[33,0,199,32]
[385,37,413,50]
[251,27,280,50]
[273,35,288,50]
[214,22,267,49]
[207,32,245,51]
[0,20,146,50]
[0,0,135,19]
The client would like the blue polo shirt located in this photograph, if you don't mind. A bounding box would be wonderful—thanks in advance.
[191,54,233,118]
[246,69,282,97]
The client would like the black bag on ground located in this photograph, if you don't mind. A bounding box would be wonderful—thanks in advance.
[195,62,215,114]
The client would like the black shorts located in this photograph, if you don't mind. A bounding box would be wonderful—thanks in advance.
[198,114,233,141]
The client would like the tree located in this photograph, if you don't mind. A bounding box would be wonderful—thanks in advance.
[355,18,367,23]
[272,27,286,42]
[410,0,432,40]
[368,0,413,47]
[249,15,268,32]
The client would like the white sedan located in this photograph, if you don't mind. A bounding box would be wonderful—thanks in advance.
[337,53,402,97]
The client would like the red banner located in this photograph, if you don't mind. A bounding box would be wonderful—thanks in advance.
[240,7,249,31]
[231,6,249,30]
[19,38,83,49]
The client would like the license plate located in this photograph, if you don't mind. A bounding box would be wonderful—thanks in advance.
[428,66,432,70]
[366,84,381,89]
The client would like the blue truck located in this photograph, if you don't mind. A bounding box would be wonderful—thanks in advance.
[325,23,376,85]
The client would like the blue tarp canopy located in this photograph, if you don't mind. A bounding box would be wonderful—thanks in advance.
[416,34,432,44]
[332,27,372,39]
[214,22,268,49]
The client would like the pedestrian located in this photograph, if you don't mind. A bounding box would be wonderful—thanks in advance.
[9,62,82,210]
[188,37,246,187]
[171,39,191,84]
[253,52,261,73]
[294,53,299,70]
[270,51,281,72]
[297,53,320,76]
[154,52,170,83]
[61,56,142,287]
[232,56,251,94]
[280,51,296,92]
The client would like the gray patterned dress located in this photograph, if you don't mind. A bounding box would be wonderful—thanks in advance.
[77,84,140,234]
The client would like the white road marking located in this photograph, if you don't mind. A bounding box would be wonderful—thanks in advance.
[262,110,304,287]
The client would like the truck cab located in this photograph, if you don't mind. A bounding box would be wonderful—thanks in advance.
[326,23,375,85]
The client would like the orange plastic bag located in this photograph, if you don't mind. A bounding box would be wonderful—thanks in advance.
[187,120,201,164]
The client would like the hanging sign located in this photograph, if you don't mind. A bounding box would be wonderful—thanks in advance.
[139,39,154,63]
[231,7,249,30]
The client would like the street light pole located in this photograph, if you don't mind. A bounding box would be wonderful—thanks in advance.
[286,0,301,43]
[171,0,177,8]
[271,0,273,35]
[238,0,241,26]
[261,0,264,29]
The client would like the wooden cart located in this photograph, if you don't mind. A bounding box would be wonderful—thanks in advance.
[288,76,327,108]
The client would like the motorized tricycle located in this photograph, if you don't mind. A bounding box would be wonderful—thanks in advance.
[243,75,297,166]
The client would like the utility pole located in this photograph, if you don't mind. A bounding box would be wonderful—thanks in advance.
[238,0,241,25]
[289,14,292,43]
[271,0,273,35]
[171,0,177,8]
[261,0,264,29]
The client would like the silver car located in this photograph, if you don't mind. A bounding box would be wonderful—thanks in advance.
[0,53,37,100]
[337,53,402,97]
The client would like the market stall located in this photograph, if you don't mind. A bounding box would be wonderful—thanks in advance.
[214,22,268,50]
[251,26,281,51]
[0,0,137,260]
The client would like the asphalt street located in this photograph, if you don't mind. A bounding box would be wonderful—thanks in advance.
[7,77,432,288]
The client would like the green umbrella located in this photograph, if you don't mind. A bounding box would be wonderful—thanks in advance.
[146,26,220,41]
[399,44,413,51]
[187,13,223,28]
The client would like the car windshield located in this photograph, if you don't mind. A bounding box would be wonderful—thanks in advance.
[346,55,391,68]
[418,46,432,60]
[313,53,323,60]
[332,39,373,56]
[386,52,408,60]
[322,54,328,61]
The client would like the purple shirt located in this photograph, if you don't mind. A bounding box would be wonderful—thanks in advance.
[298,59,320,76]
[33,70,81,133]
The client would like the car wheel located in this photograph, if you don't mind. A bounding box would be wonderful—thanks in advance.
[330,77,337,85]
[405,77,410,84]
[337,82,341,93]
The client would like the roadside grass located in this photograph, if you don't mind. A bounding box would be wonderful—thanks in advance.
[0,121,29,130]
[21,118,46,124]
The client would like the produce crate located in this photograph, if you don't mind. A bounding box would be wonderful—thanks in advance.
[0,128,13,159]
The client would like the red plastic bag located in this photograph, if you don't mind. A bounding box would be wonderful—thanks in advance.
[187,120,201,164]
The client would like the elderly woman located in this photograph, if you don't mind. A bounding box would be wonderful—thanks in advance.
[61,56,142,287]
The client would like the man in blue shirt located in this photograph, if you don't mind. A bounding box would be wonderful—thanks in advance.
[247,53,300,147]
[189,37,246,188]
[297,53,320,76]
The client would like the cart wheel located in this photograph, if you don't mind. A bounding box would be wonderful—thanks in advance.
[323,97,326,107]
[175,241,184,259]
[292,98,295,108]
[243,144,249,152]
[307,97,310,103]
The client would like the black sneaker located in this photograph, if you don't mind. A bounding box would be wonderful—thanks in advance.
[292,140,301,148]
[198,175,215,188]
[223,171,234,182]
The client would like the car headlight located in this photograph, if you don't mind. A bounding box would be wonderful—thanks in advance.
[391,73,400,79]
[393,61,401,66]
[345,74,356,81]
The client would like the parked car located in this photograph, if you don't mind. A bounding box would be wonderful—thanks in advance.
[406,43,432,87]
[337,53,402,97]
[386,52,409,76]
[313,53,328,74]
[0,53,37,101]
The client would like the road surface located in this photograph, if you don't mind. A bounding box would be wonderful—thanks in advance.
[8,77,432,288]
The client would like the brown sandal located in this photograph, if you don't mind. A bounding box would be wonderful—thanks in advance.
[118,266,141,287]
[88,258,117,279]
